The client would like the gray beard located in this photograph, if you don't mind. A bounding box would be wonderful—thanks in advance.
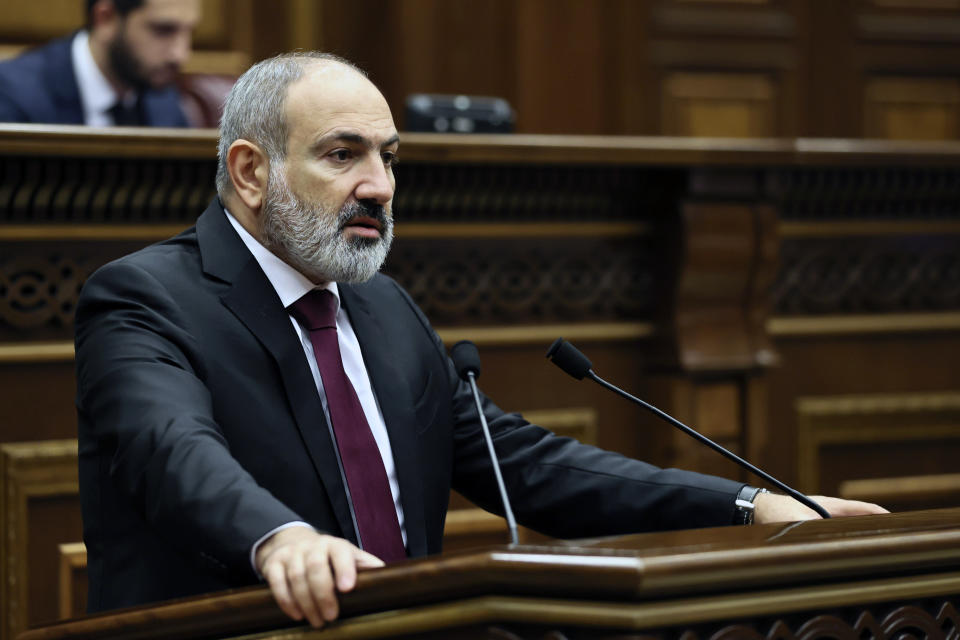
[260,166,394,284]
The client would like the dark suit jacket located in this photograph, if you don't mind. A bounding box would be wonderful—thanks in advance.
[0,34,188,126]
[74,199,743,612]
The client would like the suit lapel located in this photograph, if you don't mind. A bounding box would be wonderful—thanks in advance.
[197,201,358,544]
[339,284,428,557]
[142,89,187,127]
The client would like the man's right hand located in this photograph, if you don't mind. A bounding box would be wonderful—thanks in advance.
[255,527,384,627]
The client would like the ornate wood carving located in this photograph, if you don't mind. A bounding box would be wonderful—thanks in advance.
[772,235,960,316]
[0,233,656,339]
[0,252,93,332]
[769,166,960,222]
[0,156,215,224]
[384,236,656,326]
[463,600,960,639]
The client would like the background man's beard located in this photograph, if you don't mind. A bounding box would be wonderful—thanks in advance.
[108,30,152,91]
[107,27,176,91]
[260,168,394,284]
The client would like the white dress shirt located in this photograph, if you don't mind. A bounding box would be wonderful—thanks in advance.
[70,30,135,126]
[223,208,407,569]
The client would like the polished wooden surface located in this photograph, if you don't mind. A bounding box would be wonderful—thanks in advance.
[16,509,960,640]
[7,125,960,164]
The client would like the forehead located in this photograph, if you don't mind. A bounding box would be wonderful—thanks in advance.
[283,64,396,143]
[134,0,201,24]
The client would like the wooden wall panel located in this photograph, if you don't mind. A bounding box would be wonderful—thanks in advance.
[662,72,777,137]
[57,543,87,620]
[796,392,960,497]
[3,1,960,139]
[646,0,801,137]
[0,361,77,444]
[847,0,960,140]
[0,441,81,640]
[765,334,960,492]
[864,77,960,140]
[0,2,81,43]
[1,0,958,140]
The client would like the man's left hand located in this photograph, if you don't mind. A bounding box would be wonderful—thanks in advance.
[754,492,888,524]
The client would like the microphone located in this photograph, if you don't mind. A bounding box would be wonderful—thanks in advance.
[450,340,520,545]
[545,338,831,520]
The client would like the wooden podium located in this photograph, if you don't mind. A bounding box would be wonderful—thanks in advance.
[15,509,960,640]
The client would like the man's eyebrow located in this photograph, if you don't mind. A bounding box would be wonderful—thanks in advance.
[312,132,401,150]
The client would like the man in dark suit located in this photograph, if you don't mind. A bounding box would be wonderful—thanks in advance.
[74,51,886,629]
[0,0,198,125]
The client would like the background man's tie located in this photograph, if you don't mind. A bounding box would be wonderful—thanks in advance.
[289,289,406,562]
[109,97,143,126]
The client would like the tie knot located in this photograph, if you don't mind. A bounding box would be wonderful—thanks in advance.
[290,289,338,330]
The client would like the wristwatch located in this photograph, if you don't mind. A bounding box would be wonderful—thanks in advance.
[732,486,768,525]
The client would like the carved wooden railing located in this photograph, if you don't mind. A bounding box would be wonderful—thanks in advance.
[3,127,959,350]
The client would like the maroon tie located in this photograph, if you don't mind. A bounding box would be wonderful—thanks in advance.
[289,289,406,562]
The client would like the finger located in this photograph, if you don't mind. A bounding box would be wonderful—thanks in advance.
[329,544,359,593]
[305,549,338,622]
[866,502,890,514]
[287,553,323,627]
[354,548,386,569]
[840,499,888,515]
[817,497,889,516]
[265,558,302,622]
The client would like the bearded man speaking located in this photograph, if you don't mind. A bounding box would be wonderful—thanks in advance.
[74,52,886,629]
[0,0,198,126]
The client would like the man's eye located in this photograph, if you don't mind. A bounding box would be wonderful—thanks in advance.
[150,23,178,37]
[382,152,399,166]
[330,149,351,162]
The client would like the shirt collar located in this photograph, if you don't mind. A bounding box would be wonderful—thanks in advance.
[71,30,126,125]
[222,206,340,311]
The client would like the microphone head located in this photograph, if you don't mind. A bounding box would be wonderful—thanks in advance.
[546,338,593,380]
[450,340,481,381]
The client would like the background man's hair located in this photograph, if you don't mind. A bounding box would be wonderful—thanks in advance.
[86,0,145,28]
[215,51,366,198]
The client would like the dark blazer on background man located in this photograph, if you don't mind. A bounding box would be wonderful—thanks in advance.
[0,35,188,126]
[74,198,744,612]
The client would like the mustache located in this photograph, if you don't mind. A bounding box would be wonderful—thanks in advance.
[336,201,390,230]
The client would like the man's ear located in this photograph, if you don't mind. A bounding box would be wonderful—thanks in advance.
[89,0,120,34]
[227,140,271,212]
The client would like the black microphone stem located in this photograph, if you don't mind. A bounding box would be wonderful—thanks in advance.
[467,372,520,544]
[587,371,831,520]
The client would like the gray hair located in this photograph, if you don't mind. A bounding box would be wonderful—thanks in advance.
[215,51,366,197]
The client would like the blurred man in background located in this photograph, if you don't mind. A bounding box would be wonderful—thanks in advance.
[0,0,200,126]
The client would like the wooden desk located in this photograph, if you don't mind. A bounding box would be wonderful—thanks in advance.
[17,508,960,639]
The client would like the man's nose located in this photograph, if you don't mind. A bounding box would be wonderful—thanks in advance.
[354,157,395,205]
[169,31,192,66]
